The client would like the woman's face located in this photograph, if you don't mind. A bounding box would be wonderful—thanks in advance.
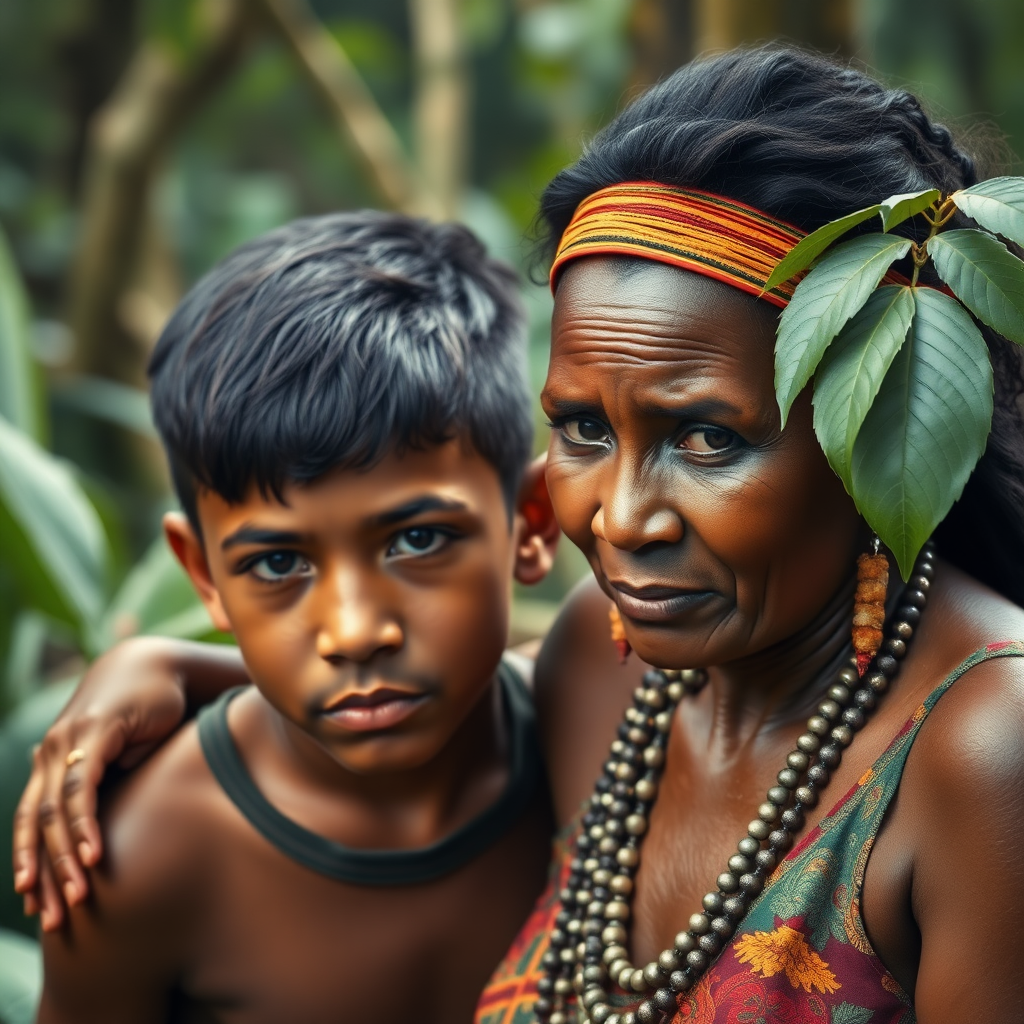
[542,257,864,669]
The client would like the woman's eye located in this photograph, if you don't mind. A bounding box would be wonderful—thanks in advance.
[562,418,610,445]
[389,528,448,558]
[680,426,738,455]
[249,551,312,582]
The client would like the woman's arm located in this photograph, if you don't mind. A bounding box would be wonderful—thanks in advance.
[12,636,246,930]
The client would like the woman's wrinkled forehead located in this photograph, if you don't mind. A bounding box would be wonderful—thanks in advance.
[550,256,778,362]
[545,257,783,429]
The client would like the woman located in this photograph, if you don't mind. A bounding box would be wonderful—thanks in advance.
[15,47,1024,1023]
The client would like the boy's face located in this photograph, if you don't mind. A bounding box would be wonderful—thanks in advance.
[168,440,549,775]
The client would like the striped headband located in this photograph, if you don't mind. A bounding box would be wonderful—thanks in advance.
[549,182,806,307]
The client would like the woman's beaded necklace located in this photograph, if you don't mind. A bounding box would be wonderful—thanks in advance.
[533,543,935,1024]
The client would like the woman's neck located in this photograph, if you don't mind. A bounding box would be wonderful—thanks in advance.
[695,573,859,756]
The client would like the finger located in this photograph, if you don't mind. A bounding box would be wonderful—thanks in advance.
[37,742,90,908]
[12,758,45,894]
[64,723,130,869]
[38,854,65,933]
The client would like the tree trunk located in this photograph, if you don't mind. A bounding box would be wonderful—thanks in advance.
[68,0,249,384]
[408,0,469,220]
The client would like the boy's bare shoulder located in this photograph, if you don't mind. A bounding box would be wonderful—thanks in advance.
[38,717,228,1022]
[93,713,225,918]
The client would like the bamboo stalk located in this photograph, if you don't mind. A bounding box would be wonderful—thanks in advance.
[408,0,468,220]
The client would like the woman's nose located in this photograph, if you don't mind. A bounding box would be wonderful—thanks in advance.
[314,568,403,663]
[591,463,684,551]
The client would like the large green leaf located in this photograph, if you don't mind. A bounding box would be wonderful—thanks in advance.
[100,535,219,650]
[813,286,915,489]
[0,416,109,650]
[774,234,912,424]
[51,375,156,438]
[879,188,941,231]
[952,176,1024,248]
[928,229,1024,345]
[849,289,993,579]
[763,203,882,294]
[0,226,42,441]
[763,188,938,295]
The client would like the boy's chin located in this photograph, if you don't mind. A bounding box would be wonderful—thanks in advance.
[323,730,454,777]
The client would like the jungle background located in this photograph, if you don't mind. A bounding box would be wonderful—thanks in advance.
[1,0,1023,1007]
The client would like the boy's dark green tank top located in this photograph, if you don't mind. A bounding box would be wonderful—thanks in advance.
[196,659,542,886]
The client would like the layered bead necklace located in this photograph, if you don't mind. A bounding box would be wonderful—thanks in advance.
[533,542,935,1024]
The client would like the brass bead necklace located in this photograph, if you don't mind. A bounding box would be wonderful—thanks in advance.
[533,542,934,1024]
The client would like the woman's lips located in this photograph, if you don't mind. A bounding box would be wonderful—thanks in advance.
[320,688,429,732]
[609,580,715,623]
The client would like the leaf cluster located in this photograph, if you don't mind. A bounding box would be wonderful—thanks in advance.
[0,224,226,713]
[768,178,1024,578]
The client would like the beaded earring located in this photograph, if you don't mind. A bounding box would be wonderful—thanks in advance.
[609,604,631,663]
[852,537,889,676]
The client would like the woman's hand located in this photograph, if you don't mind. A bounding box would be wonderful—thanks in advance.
[12,636,246,930]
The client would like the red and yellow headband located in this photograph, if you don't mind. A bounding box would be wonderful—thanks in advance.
[549,182,807,307]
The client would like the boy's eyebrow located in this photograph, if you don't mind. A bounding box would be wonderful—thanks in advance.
[220,527,305,551]
[371,496,469,527]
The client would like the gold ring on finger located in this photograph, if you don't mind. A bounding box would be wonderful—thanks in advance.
[65,749,86,768]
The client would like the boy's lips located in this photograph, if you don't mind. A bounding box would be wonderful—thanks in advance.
[609,579,716,622]
[320,687,430,732]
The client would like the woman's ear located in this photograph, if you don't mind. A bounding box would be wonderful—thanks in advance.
[513,455,560,586]
[162,512,232,634]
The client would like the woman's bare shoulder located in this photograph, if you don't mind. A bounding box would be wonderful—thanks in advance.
[534,576,648,822]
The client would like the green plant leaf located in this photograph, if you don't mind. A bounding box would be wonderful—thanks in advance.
[928,229,1024,345]
[879,188,941,231]
[849,289,993,579]
[952,176,1024,248]
[813,286,915,488]
[0,416,109,651]
[100,535,218,649]
[0,224,43,441]
[775,234,912,424]
[763,203,882,294]
[51,375,156,438]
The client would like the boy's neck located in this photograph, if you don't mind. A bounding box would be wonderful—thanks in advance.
[242,672,511,851]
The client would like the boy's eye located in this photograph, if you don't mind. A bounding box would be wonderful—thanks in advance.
[679,426,738,455]
[562,417,610,445]
[388,527,448,558]
[249,551,312,582]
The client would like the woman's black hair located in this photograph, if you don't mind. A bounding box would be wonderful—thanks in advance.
[539,45,1024,606]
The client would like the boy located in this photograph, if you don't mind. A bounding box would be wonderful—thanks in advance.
[36,212,558,1023]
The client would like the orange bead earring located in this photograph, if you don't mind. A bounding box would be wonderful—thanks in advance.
[609,603,631,663]
[852,537,889,676]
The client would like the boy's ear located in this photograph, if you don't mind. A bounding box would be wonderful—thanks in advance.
[162,512,232,634]
[513,455,559,586]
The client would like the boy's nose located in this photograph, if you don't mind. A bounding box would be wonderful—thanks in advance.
[314,571,403,663]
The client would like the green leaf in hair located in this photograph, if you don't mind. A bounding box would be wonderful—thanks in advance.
[812,285,915,490]
[952,177,1024,248]
[879,189,941,231]
[763,203,882,294]
[928,229,1024,345]
[848,289,993,580]
[774,234,911,425]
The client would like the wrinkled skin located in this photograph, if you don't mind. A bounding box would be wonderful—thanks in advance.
[534,259,1024,1021]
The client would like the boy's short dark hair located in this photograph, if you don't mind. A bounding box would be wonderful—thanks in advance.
[148,211,533,529]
